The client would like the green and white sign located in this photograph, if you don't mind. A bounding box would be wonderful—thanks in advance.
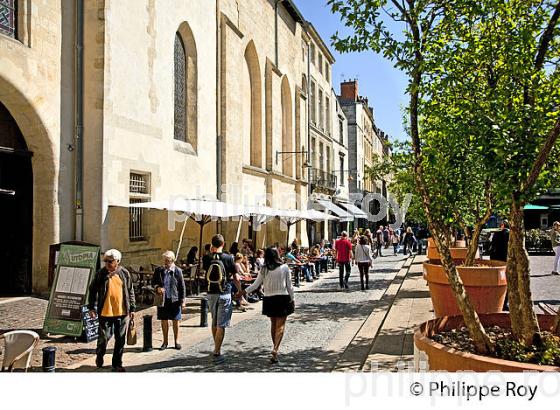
[43,244,100,337]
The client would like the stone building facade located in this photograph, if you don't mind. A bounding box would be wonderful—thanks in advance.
[0,0,367,295]
[339,80,390,228]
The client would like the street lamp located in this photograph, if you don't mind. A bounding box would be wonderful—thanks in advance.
[275,150,309,166]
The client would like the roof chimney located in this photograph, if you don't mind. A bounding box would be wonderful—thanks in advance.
[340,80,358,102]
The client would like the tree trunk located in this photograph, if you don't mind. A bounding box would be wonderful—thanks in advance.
[464,222,484,267]
[429,233,494,354]
[506,199,541,345]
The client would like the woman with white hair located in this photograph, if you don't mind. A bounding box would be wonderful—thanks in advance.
[152,250,186,350]
[551,222,560,275]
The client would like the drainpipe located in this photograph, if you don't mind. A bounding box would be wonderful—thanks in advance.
[306,26,311,201]
[275,0,281,67]
[216,0,222,233]
[75,0,84,240]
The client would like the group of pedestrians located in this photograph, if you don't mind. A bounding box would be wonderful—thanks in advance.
[351,225,418,258]
[87,234,295,371]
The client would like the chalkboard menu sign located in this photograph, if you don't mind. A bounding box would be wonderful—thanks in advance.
[81,305,99,342]
[43,244,100,337]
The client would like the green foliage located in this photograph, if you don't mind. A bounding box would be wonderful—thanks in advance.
[496,333,560,366]
[365,142,427,223]
[329,0,560,346]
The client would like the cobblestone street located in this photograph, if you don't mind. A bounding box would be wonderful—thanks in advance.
[66,254,407,372]
[145,255,407,372]
[2,253,559,372]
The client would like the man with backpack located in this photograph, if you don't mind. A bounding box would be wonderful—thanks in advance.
[202,234,240,364]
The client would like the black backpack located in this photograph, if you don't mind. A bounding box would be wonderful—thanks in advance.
[206,253,229,294]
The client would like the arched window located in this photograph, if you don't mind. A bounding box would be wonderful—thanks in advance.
[174,23,198,153]
[174,33,186,142]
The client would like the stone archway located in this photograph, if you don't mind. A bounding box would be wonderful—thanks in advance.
[0,76,59,294]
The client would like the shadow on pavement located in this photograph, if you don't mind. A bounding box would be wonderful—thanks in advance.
[68,346,344,373]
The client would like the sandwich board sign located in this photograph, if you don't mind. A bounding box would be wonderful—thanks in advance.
[43,244,100,337]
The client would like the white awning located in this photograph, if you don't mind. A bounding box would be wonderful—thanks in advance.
[129,198,245,220]
[337,201,368,219]
[301,209,339,222]
[126,200,335,224]
[312,199,353,222]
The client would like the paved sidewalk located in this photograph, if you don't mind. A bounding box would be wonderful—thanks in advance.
[363,255,432,371]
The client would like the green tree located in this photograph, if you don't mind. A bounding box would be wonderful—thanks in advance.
[329,0,560,352]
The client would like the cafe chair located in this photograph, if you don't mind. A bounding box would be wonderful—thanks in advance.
[0,330,40,372]
[183,264,198,295]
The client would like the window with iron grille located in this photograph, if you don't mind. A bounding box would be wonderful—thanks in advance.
[129,173,150,242]
[0,0,16,38]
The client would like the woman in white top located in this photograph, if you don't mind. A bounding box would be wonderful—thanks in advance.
[238,246,294,364]
[354,236,373,290]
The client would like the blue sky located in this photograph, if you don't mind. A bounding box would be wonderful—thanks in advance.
[292,0,409,142]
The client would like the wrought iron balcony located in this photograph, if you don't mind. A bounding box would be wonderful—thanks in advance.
[310,168,337,191]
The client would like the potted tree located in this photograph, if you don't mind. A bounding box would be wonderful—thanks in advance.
[330,0,560,369]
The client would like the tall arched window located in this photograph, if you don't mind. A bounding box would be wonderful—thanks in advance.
[174,23,198,152]
[174,33,186,142]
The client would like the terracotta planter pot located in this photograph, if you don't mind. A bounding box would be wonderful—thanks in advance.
[423,260,507,317]
[426,238,477,263]
[455,239,467,248]
[414,313,560,371]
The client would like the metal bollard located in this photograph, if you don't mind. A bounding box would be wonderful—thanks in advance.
[200,298,208,327]
[42,346,56,372]
[143,314,153,352]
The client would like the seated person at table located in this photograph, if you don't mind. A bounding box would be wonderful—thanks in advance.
[310,245,323,278]
[285,246,313,282]
[229,242,239,256]
[241,239,255,257]
[233,254,251,309]
[242,254,253,276]
[185,246,198,266]
[235,253,253,281]
[254,249,265,273]
[318,240,329,273]
[203,243,211,257]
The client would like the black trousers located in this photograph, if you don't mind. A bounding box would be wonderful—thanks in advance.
[97,315,128,368]
[358,262,370,289]
[338,261,351,288]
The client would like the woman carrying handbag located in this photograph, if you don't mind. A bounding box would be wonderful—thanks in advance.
[354,236,373,290]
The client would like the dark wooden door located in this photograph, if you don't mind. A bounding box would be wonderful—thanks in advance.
[0,102,33,295]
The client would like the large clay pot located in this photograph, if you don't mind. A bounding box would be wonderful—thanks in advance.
[414,313,560,372]
[427,238,478,263]
[423,260,507,317]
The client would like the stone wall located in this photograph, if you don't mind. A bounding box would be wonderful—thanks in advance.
[0,0,65,292]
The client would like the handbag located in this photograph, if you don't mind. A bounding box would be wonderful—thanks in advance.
[126,318,137,345]
[153,288,165,307]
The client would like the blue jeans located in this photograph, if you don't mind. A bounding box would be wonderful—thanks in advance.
[338,262,351,288]
[302,265,313,282]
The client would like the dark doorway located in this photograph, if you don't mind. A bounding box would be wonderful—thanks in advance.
[0,102,33,295]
